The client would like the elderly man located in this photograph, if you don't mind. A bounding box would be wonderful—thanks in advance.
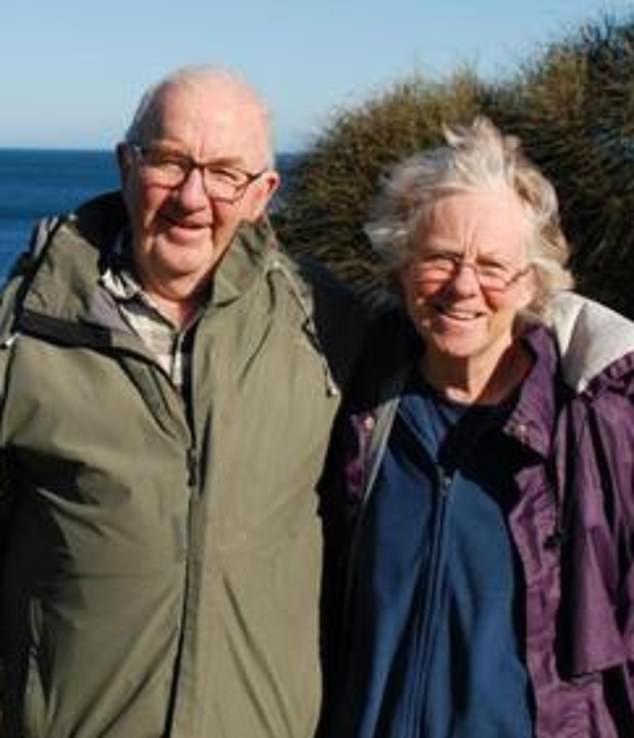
[0,67,363,737]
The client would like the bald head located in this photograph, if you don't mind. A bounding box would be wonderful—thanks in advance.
[116,65,280,317]
[125,66,274,167]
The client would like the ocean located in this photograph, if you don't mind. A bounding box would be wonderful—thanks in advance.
[0,149,118,281]
[0,149,298,284]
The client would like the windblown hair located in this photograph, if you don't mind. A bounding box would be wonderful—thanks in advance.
[365,116,573,321]
[124,65,275,167]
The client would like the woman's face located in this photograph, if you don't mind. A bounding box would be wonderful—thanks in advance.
[399,189,536,373]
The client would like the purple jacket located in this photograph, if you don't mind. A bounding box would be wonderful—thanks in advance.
[342,293,634,737]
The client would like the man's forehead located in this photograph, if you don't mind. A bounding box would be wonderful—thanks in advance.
[157,81,259,124]
[148,81,269,162]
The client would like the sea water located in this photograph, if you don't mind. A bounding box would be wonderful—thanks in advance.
[0,149,118,281]
[0,149,298,284]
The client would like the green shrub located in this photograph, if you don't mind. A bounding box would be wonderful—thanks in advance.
[277,70,492,303]
[491,13,634,315]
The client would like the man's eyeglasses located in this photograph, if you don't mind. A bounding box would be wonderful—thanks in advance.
[411,253,532,292]
[128,144,267,203]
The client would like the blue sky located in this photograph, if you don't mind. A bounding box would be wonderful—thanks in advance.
[3,0,629,152]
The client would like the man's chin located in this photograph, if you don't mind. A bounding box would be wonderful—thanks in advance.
[135,240,214,282]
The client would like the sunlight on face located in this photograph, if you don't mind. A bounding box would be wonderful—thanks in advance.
[400,189,536,372]
[119,78,278,302]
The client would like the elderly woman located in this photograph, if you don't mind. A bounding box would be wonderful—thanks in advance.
[328,118,634,737]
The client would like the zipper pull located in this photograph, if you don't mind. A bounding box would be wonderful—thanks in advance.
[187,447,198,487]
[0,333,17,349]
[439,471,452,497]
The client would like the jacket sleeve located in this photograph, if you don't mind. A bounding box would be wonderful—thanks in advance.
[587,364,634,662]
[0,301,17,566]
[553,360,634,734]
[0,449,12,560]
[552,294,634,667]
[0,270,23,666]
[592,362,634,663]
[601,376,634,734]
[615,386,634,664]
[0,321,14,735]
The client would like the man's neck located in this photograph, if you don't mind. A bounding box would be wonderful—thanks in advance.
[135,265,212,330]
[143,288,205,329]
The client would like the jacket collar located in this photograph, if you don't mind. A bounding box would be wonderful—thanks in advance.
[18,194,281,329]
[502,324,562,459]
[502,298,634,459]
[550,291,634,393]
[209,216,279,307]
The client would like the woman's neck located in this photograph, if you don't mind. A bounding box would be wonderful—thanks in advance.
[420,342,533,406]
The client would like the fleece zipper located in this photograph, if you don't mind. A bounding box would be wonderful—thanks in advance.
[343,382,456,738]
[405,467,453,737]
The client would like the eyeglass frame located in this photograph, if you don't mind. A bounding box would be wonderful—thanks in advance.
[409,251,533,293]
[125,143,269,203]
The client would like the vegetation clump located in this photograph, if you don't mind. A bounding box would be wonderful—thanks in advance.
[277,71,490,303]
[278,13,634,316]
[491,14,634,315]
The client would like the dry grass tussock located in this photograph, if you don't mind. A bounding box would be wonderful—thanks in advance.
[277,13,634,317]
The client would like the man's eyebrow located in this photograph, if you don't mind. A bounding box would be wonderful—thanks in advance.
[146,143,248,168]
[203,156,248,168]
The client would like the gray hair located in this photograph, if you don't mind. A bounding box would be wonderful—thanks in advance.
[124,65,275,167]
[365,116,573,321]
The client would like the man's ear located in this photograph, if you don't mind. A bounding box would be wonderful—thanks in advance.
[252,170,281,220]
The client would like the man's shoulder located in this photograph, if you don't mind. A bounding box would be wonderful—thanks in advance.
[65,191,127,250]
[269,250,366,326]
[29,190,125,251]
[6,191,125,285]
[267,249,369,389]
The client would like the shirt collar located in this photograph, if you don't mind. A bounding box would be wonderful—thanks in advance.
[99,229,177,326]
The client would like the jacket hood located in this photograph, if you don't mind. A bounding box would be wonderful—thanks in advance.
[15,193,298,327]
[550,291,634,394]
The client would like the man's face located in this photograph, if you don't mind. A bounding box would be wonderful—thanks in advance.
[399,190,536,371]
[118,80,279,300]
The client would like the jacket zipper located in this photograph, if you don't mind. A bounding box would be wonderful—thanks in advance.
[405,468,453,737]
[187,447,198,487]
[343,387,454,738]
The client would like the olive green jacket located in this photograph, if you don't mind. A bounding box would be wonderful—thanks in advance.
[0,193,364,737]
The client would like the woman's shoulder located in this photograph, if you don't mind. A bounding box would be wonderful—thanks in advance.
[549,292,634,395]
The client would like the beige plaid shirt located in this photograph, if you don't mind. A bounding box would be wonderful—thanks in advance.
[100,235,201,392]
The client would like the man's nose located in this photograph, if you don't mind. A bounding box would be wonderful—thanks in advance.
[175,165,209,208]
